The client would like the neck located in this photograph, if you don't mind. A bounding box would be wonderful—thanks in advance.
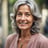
[20,29,31,39]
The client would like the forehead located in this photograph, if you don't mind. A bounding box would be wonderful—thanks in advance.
[17,4,31,12]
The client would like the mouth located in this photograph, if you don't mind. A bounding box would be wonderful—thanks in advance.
[19,22,28,24]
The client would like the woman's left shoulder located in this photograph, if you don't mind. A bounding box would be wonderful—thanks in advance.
[38,33,48,48]
[38,33,48,42]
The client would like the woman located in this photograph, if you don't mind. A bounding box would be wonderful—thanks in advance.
[5,0,48,48]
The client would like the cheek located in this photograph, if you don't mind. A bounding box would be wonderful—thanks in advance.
[29,17,34,24]
[16,17,19,24]
[29,18,34,27]
[31,18,34,24]
[16,17,19,26]
[30,20,34,26]
[16,16,20,22]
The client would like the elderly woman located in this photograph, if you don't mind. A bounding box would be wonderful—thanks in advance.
[5,0,48,48]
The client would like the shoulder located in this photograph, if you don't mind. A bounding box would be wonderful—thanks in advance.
[6,33,17,44]
[28,33,48,48]
[6,33,17,41]
[4,33,17,48]
[38,33,48,42]
[38,33,48,48]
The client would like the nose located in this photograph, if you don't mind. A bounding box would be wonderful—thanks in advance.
[21,14,26,20]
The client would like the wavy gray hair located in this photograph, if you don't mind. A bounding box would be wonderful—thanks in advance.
[10,0,41,36]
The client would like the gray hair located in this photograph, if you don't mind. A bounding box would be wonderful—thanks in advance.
[10,0,41,36]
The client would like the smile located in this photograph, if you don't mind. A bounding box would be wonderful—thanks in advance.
[19,22,28,24]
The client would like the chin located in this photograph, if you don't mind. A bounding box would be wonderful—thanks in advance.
[19,27,29,30]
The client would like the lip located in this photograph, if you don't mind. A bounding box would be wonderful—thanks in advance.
[19,24,28,26]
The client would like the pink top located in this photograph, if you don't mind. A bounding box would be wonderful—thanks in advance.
[5,33,48,48]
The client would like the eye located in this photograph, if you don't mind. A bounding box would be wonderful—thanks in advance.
[25,13,31,17]
[17,12,22,16]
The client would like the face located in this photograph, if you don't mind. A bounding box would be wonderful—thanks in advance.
[16,5,34,30]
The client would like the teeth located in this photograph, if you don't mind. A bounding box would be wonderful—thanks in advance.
[19,23,27,24]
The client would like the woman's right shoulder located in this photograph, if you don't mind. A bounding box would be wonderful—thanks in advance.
[6,33,17,41]
[4,33,17,48]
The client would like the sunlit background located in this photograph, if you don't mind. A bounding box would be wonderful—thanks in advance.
[0,0,48,48]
